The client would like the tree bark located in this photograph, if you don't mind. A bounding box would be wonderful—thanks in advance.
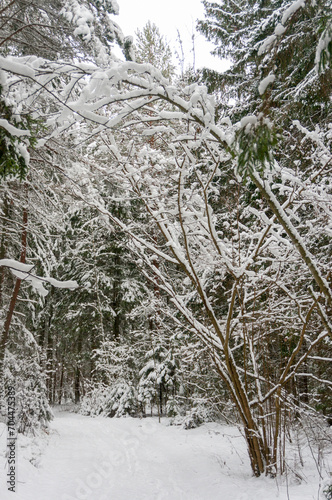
[74,367,80,404]
[0,207,28,382]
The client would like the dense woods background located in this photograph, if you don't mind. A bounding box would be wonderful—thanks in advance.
[0,0,331,477]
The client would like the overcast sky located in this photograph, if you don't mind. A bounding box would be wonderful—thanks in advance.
[115,0,229,72]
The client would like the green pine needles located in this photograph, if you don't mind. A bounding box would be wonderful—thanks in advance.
[0,89,38,181]
[316,22,332,73]
[236,116,279,178]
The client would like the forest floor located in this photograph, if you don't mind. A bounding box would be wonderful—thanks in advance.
[0,409,331,500]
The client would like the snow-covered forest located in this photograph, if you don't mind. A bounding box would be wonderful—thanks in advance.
[0,0,331,498]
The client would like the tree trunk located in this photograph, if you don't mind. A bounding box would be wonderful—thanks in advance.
[74,367,80,404]
[0,195,10,307]
[58,363,64,404]
[0,207,28,382]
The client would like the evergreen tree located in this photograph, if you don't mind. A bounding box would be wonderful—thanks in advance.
[0,0,330,479]
[0,0,133,432]
[0,0,133,62]
[135,21,175,79]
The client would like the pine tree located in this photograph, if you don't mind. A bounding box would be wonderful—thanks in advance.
[0,0,133,62]
[0,0,330,477]
[0,0,133,431]
[135,21,175,79]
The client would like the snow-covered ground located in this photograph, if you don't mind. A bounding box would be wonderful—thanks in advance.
[0,410,331,500]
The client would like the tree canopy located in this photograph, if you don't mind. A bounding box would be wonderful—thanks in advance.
[0,0,331,479]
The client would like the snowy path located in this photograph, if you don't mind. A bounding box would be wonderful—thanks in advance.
[0,411,327,499]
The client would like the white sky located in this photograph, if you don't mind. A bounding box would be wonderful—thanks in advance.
[115,0,229,73]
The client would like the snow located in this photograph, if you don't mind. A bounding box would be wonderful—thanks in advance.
[257,0,305,56]
[315,28,332,72]
[0,259,78,295]
[240,115,258,128]
[258,74,276,95]
[281,0,306,25]
[0,56,35,78]
[60,2,95,42]
[258,35,277,56]
[16,143,30,165]
[0,410,329,500]
[0,259,34,273]
[0,119,31,137]
[111,0,120,15]
[45,277,79,289]
[274,23,286,36]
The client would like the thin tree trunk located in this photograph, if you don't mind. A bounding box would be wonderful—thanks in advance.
[74,330,83,404]
[0,207,28,381]
[58,363,64,404]
[74,367,80,404]
[0,196,10,306]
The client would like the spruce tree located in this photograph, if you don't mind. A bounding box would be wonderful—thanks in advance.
[135,21,176,79]
[197,0,332,431]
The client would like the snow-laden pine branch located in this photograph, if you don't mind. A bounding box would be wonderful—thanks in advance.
[0,258,78,296]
